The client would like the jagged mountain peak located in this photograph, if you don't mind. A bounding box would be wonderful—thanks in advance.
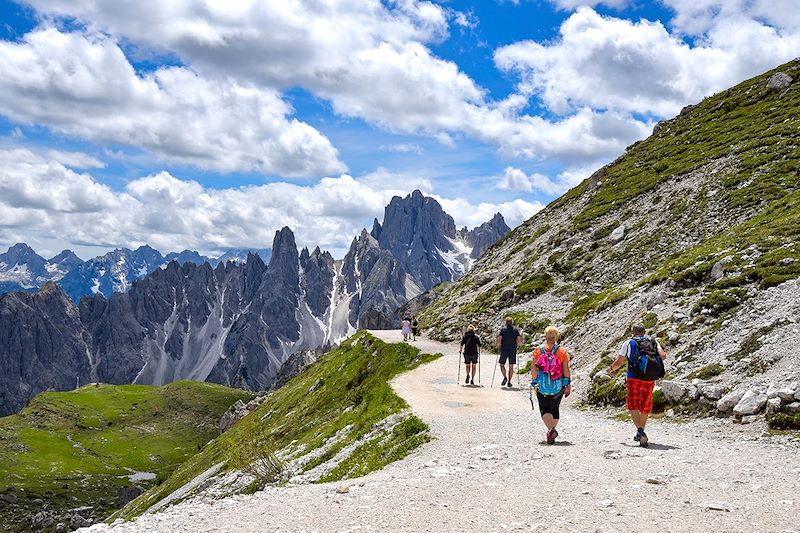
[48,249,82,264]
[370,218,382,240]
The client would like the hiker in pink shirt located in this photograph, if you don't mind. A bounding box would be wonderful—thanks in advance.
[531,325,572,444]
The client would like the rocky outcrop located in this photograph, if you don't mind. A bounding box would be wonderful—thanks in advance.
[459,213,511,258]
[300,247,335,317]
[375,190,461,289]
[0,282,92,415]
[766,71,793,91]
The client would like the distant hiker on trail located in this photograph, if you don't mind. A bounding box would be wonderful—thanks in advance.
[608,323,667,447]
[531,325,571,445]
[460,324,481,385]
[497,317,521,388]
[401,316,412,342]
[411,315,420,341]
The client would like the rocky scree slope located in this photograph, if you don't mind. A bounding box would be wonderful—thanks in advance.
[0,381,252,532]
[113,332,439,522]
[417,60,800,428]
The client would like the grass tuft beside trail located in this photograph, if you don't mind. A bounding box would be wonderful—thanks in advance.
[119,331,441,520]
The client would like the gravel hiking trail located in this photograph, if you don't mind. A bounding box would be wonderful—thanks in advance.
[85,331,800,533]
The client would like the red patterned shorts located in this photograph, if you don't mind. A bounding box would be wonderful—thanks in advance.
[626,378,656,413]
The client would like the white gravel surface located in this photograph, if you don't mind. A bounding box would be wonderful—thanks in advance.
[84,331,800,533]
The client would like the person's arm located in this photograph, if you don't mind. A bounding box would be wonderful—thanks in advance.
[516,333,521,347]
[497,334,502,350]
[459,336,465,354]
[530,349,539,381]
[562,355,572,397]
[609,354,627,374]
[658,342,667,360]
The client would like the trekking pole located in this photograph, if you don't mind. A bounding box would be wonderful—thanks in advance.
[478,348,481,385]
[491,353,498,388]
[529,380,536,410]
[457,350,462,385]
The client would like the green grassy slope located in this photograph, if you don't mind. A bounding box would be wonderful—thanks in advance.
[420,59,800,336]
[417,59,799,413]
[119,331,441,520]
[0,381,253,532]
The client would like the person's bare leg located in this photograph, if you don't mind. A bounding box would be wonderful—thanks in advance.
[470,363,476,380]
[508,364,515,385]
[542,414,557,430]
[630,410,642,429]
[499,363,507,380]
[640,412,649,429]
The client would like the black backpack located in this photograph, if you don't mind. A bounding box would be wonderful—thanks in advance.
[630,337,665,381]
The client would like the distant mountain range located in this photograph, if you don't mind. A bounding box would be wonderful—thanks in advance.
[0,191,509,415]
[0,243,271,301]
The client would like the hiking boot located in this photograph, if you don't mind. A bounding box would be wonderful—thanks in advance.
[546,429,557,445]
[639,432,649,447]
[465,375,470,384]
[507,381,513,388]
[501,377,507,386]
[634,433,641,442]
[470,377,475,385]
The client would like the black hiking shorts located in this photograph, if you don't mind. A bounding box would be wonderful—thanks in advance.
[499,350,517,365]
[463,353,478,364]
[537,390,565,419]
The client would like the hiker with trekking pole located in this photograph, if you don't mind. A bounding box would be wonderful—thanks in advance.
[531,325,572,445]
[459,325,481,386]
[494,317,521,388]
[608,323,667,447]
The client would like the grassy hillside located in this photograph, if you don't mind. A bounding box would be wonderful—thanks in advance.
[0,381,253,532]
[118,331,440,520]
[417,59,799,417]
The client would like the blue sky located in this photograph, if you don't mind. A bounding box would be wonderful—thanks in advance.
[0,0,797,258]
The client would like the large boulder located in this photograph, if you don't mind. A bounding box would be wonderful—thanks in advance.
[660,380,688,403]
[776,383,797,401]
[701,384,726,400]
[732,390,768,416]
[766,398,782,414]
[642,291,667,309]
[609,225,626,244]
[717,389,746,412]
[473,270,497,287]
[766,72,793,91]
[219,400,249,433]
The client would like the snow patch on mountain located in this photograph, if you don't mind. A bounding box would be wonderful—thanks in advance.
[437,237,474,281]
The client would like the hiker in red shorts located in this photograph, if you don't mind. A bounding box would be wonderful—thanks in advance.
[608,324,667,447]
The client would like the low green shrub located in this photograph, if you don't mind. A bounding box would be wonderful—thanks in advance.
[685,363,725,380]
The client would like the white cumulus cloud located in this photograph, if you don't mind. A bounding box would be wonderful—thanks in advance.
[0,27,345,177]
[0,149,536,258]
[495,6,800,118]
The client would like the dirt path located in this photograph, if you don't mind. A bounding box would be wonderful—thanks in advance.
[86,331,800,533]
